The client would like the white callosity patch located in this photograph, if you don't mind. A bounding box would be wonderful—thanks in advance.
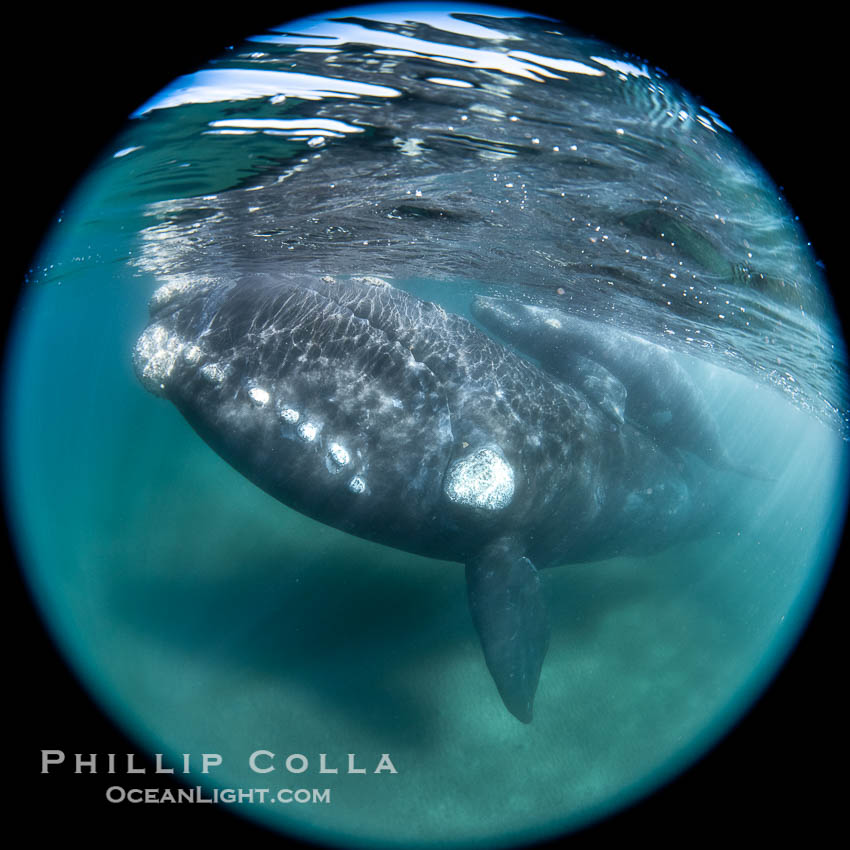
[149,277,197,311]
[279,406,300,424]
[182,344,203,364]
[348,476,366,495]
[444,446,515,510]
[200,363,228,384]
[351,275,391,288]
[326,442,350,472]
[133,324,185,395]
[297,421,319,442]
[248,386,270,407]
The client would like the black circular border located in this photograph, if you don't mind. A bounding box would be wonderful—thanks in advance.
[7,4,843,846]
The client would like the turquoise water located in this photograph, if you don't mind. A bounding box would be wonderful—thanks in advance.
[5,4,848,848]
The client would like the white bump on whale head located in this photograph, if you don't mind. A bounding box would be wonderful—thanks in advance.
[444,446,515,510]
[200,362,228,384]
[298,421,319,442]
[182,344,203,364]
[351,275,391,288]
[326,442,350,472]
[149,277,196,310]
[279,405,300,424]
[247,386,270,407]
[133,323,184,395]
[348,475,366,494]
[544,317,562,329]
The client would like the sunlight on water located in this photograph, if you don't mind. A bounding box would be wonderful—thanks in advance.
[4,3,847,848]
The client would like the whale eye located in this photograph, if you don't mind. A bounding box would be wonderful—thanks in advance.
[444,446,515,510]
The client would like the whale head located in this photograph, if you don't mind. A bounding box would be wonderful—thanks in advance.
[471,295,532,342]
[471,296,574,350]
[132,274,458,552]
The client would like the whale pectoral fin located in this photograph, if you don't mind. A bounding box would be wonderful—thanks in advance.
[466,540,550,723]
[574,356,627,426]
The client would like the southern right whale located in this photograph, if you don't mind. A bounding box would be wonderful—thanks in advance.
[134,273,728,722]
[471,296,767,478]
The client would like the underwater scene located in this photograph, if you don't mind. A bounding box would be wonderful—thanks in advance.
[5,3,847,847]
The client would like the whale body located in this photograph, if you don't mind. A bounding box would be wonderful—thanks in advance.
[133,274,721,722]
[471,296,765,477]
